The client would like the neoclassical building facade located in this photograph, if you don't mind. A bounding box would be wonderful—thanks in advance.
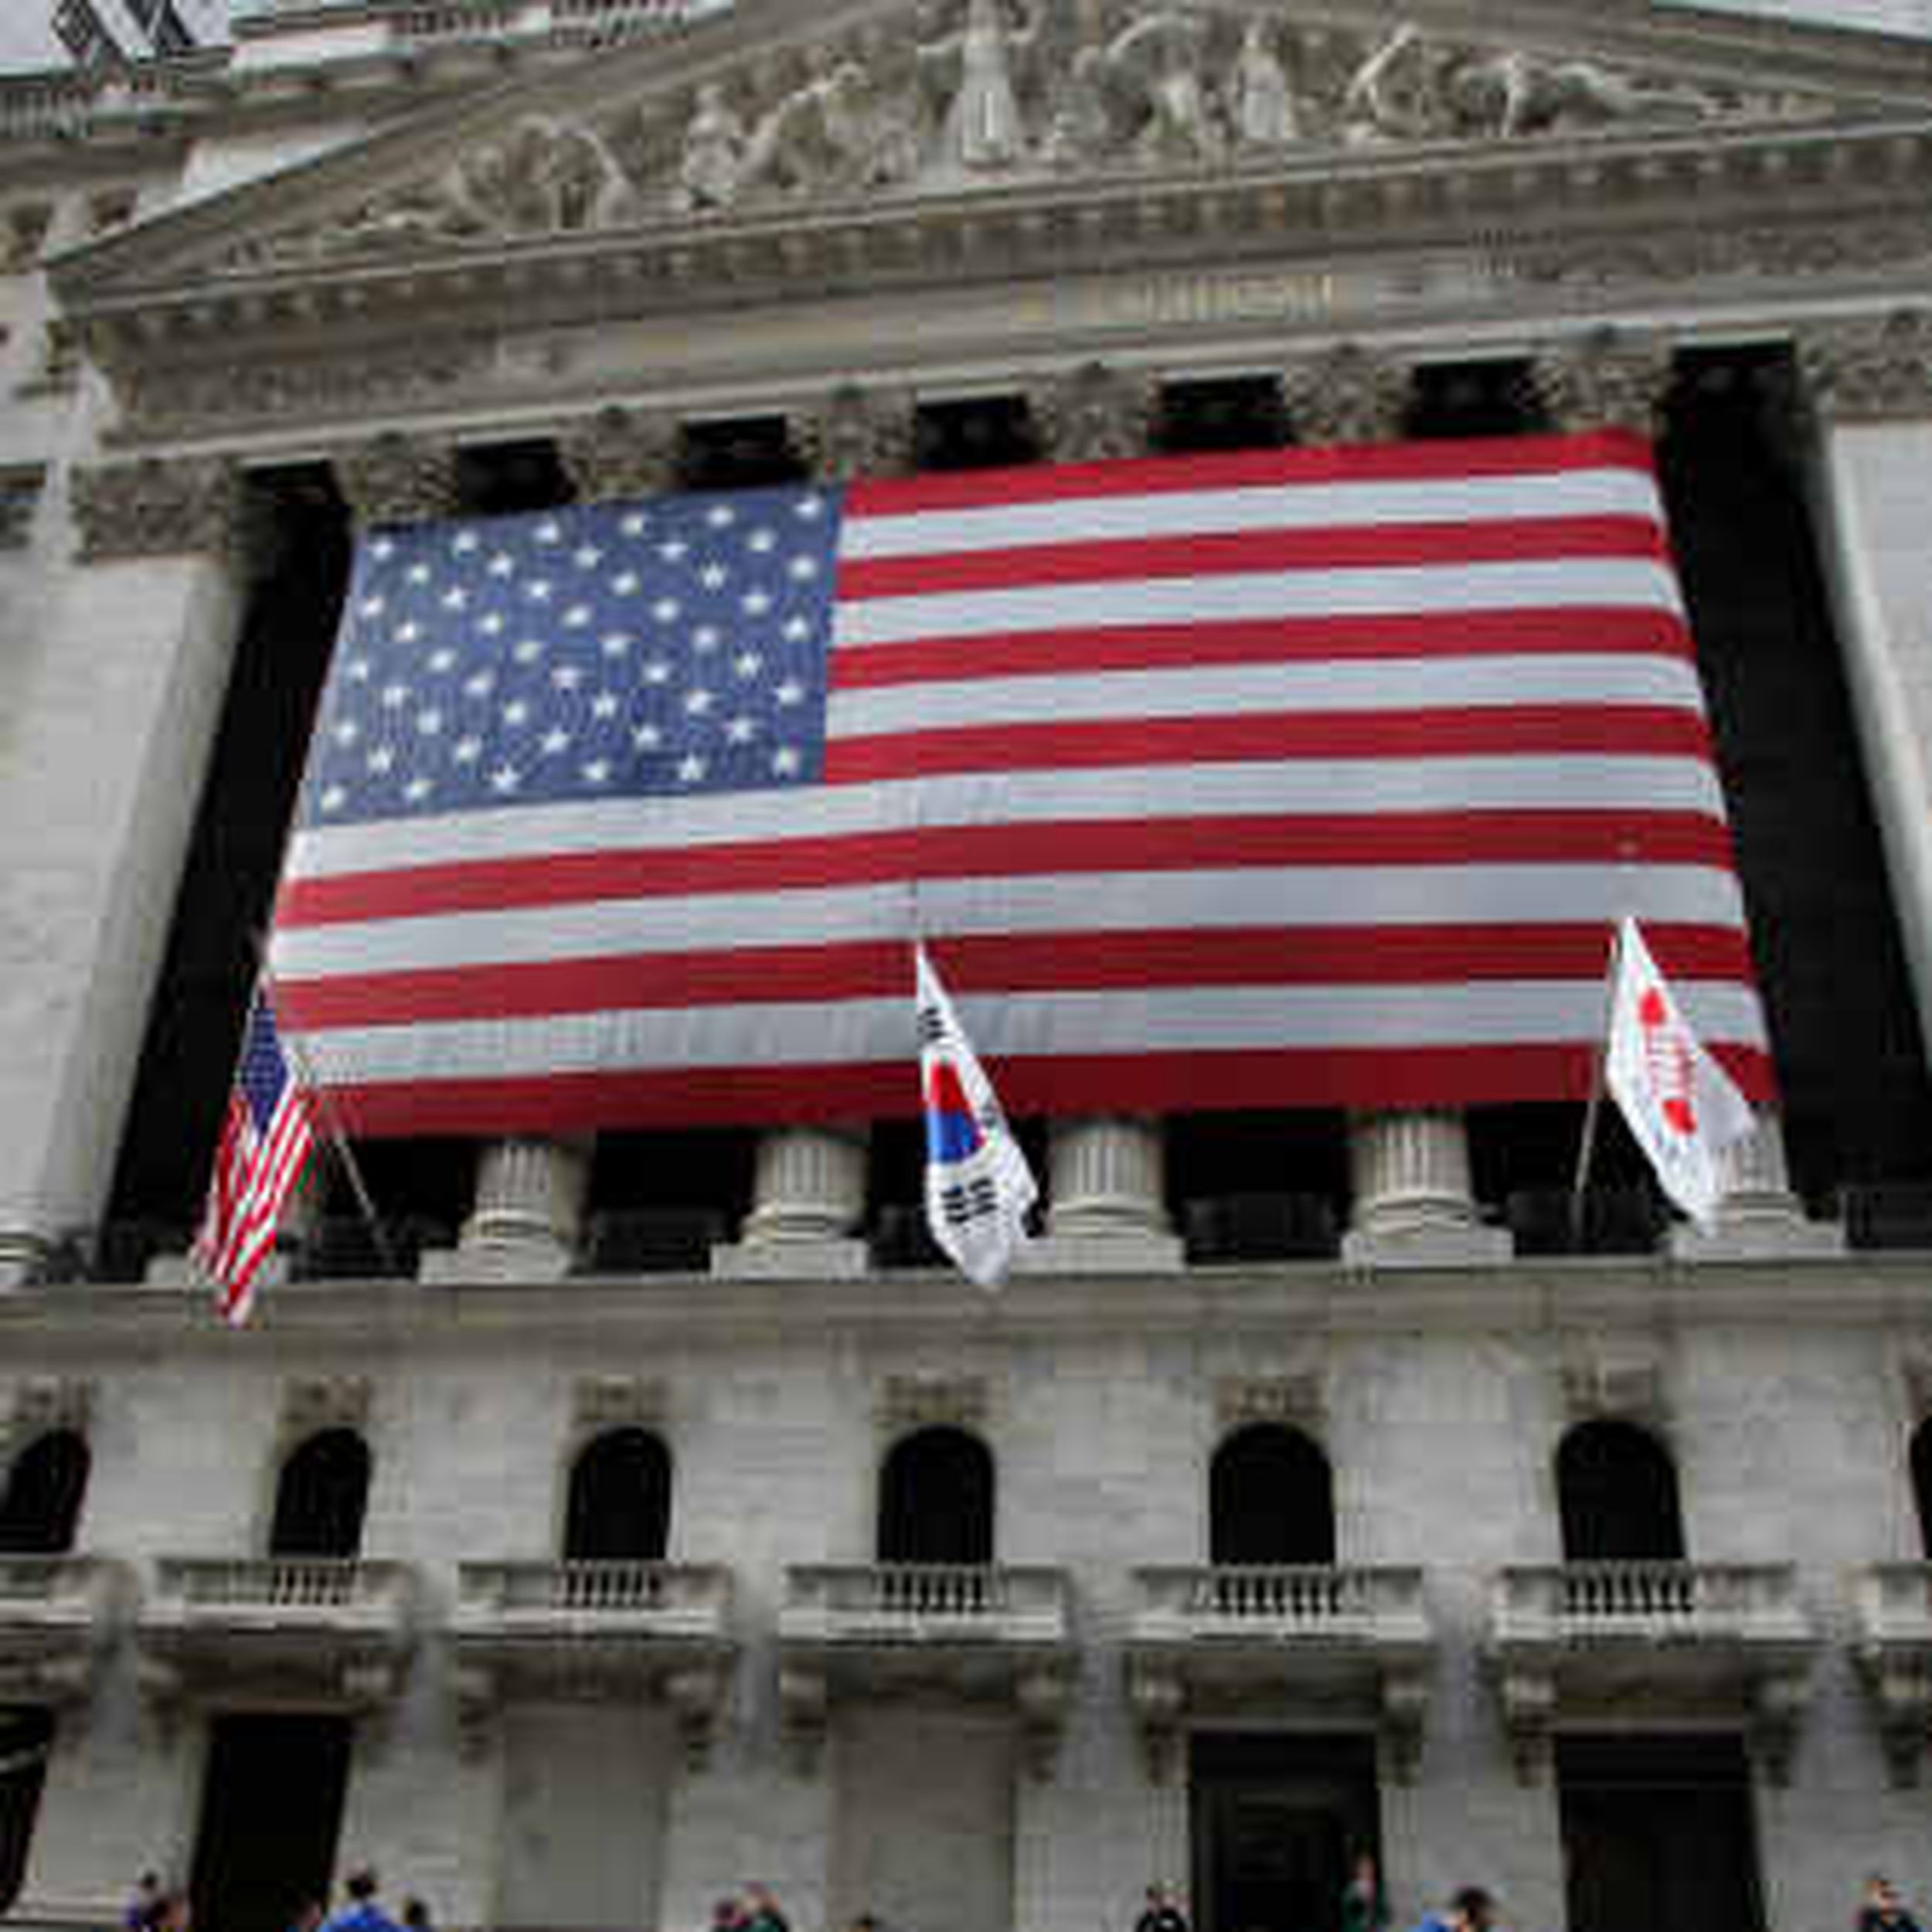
[4,4,1932,1932]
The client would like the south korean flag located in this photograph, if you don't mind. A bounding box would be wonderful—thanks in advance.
[915,944,1039,1289]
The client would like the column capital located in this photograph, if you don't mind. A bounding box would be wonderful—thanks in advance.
[559,405,682,503]
[331,431,461,528]
[70,455,244,563]
[1532,329,1674,436]
[1033,362,1158,464]
[1282,342,1410,447]
[794,383,916,483]
[1798,308,1932,426]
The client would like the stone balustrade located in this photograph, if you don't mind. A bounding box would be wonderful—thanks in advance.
[1494,1560,1810,1641]
[781,1562,1070,1644]
[1131,1563,1430,1641]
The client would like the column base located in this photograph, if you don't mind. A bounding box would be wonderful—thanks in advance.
[1669,1206,1846,1262]
[421,1239,573,1284]
[1013,1231,1185,1274]
[709,1236,871,1280]
[0,1232,50,1289]
[1342,1222,1514,1270]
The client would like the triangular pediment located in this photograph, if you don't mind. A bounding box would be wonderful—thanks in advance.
[55,0,1932,306]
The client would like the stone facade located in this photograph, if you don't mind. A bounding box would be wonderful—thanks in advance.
[4,5,1932,1932]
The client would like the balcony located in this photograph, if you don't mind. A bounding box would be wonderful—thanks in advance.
[1488,1563,1818,1784]
[1850,1562,1932,1787]
[777,1564,1075,1775]
[136,1558,418,1715]
[451,1561,735,1764]
[0,1557,131,1706]
[1124,1566,1434,1781]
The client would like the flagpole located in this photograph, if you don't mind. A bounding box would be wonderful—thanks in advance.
[1569,921,1623,1248]
[252,936,403,1282]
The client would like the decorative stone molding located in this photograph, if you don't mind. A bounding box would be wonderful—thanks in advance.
[1216,1372,1325,1435]
[794,384,916,484]
[332,430,461,528]
[1557,1348,1667,1429]
[22,316,81,396]
[559,404,681,502]
[1126,1656,1187,1782]
[277,1378,372,1446]
[1903,1347,1932,1424]
[778,1661,828,1774]
[876,1373,987,1436]
[70,456,243,563]
[573,1375,667,1434]
[1015,1661,1076,1781]
[4,1378,93,1454]
[1851,1564,1932,1788]
[1035,362,1156,465]
[1283,342,1410,447]
[1532,328,1674,435]
[1798,309,1932,426]
[0,202,51,273]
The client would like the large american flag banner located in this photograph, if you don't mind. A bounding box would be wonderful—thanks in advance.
[267,430,1773,1136]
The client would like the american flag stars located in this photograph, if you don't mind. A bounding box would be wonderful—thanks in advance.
[301,483,838,826]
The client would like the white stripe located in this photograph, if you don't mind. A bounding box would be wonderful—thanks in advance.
[844,466,1665,559]
[828,654,1705,738]
[284,756,1725,879]
[291,980,1768,1087]
[267,864,1748,981]
[834,560,1685,649]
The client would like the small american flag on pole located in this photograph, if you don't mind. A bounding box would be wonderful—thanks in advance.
[193,985,316,1325]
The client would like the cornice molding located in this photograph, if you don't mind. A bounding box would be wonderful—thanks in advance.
[332,430,461,526]
[69,455,244,561]
[1798,306,1932,423]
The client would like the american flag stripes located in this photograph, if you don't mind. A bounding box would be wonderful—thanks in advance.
[267,429,1773,1135]
[193,987,316,1325]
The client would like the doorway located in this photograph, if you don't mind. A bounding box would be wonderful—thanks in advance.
[1191,1734,1379,1932]
[1558,1735,1766,1932]
[190,1714,352,1932]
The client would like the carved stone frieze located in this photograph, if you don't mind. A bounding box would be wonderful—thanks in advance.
[1798,308,1932,426]
[1283,342,1410,447]
[1035,361,1156,464]
[5,1377,93,1452]
[205,5,1828,273]
[332,432,461,528]
[572,1374,667,1433]
[279,1377,371,1444]
[1216,1372,1325,1434]
[1532,329,1674,435]
[876,1372,987,1434]
[1557,1345,1668,1428]
[794,385,917,484]
[559,406,681,502]
[70,456,243,563]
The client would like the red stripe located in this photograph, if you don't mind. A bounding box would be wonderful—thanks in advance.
[845,430,1655,518]
[277,808,1733,928]
[323,1037,1774,1140]
[823,707,1715,785]
[276,923,1756,1031]
[838,516,1669,601]
[831,608,1696,690]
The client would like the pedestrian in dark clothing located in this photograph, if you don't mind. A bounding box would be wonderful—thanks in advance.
[1410,1888,1495,1932]
[1134,1885,1190,1932]
[1342,1854,1390,1932]
[743,1885,789,1932]
[124,1874,162,1932]
[1859,1877,1923,1932]
[287,1897,324,1932]
[401,1902,433,1932]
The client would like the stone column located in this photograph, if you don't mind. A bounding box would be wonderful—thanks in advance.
[1281,340,1410,447]
[558,403,682,503]
[335,433,597,1282]
[710,388,913,1281]
[1531,326,1673,438]
[1670,1108,1843,1259]
[0,456,248,1287]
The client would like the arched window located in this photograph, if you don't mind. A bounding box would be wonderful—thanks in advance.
[877,1427,995,1565]
[1557,1420,1686,1563]
[1912,1419,1932,1560]
[0,1432,90,1556]
[1210,1424,1336,1565]
[268,1430,370,1559]
[563,1428,672,1561]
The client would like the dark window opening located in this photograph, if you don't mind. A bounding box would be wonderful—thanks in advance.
[268,1430,370,1560]
[293,1138,473,1281]
[103,469,350,1269]
[914,396,1039,473]
[1557,1420,1685,1563]
[1912,1418,1932,1560]
[0,1709,53,1914]
[1660,347,1932,1202]
[1211,1423,1335,1566]
[457,440,571,517]
[877,1426,995,1565]
[866,1117,1046,1267]
[1470,1104,1665,1257]
[0,1432,89,1556]
[681,417,805,493]
[578,1128,754,1273]
[1158,377,1289,454]
[1172,1111,1346,1262]
[563,1427,672,1561]
[1405,359,1546,440]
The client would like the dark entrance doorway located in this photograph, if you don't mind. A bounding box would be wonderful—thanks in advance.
[190,1714,352,1932]
[1558,1735,1765,1932]
[1192,1734,1379,1932]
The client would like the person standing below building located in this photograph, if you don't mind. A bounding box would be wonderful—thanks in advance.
[323,1869,403,1932]
[742,1885,788,1932]
[1410,1888,1495,1932]
[1134,1884,1190,1932]
[1859,1877,1923,1932]
[124,1874,162,1932]
[1342,1853,1390,1932]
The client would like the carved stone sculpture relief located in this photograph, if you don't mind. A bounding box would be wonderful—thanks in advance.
[223,3,1821,267]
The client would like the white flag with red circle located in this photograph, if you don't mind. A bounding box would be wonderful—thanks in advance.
[1605,917,1756,1229]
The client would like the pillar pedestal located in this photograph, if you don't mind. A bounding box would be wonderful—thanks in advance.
[1669,1111,1845,1259]
[0,1232,49,1290]
[1344,1110,1511,1268]
[711,1127,870,1279]
[1022,1116,1182,1274]
[423,1138,590,1281]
